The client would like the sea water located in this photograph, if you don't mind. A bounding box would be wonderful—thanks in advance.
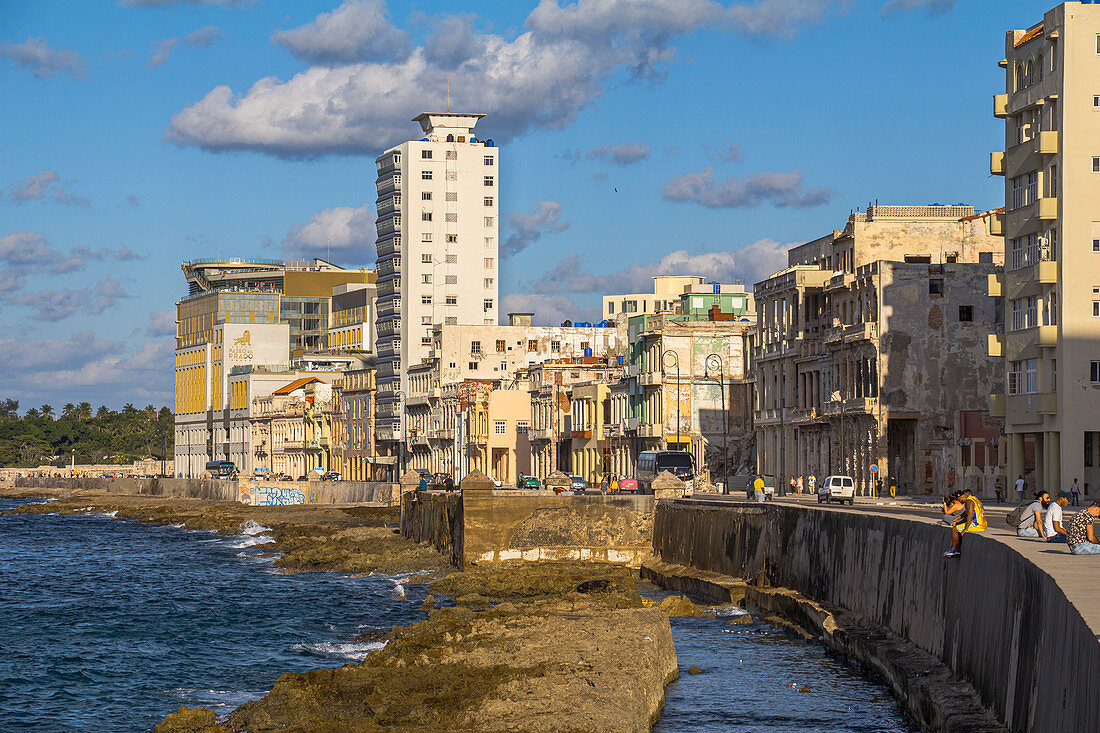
[0,497,914,732]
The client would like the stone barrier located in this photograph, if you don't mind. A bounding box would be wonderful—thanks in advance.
[650,500,1099,732]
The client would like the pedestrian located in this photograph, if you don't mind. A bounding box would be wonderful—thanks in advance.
[943,487,987,558]
[807,474,816,494]
[1016,492,1049,538]
[1015,474,1026,499]
[1070,478,1080,507]
[1067,501,1100,555]
[1044,491,1072,543]
[875,476,884,498]
[610,474,619,494]
[796,475,804,494]
[789,475,796,495]
[444,475,455,492]
[418,473,428,491]
[994,479,1005,504]
[599,475,609,495]
[753,475,766,503]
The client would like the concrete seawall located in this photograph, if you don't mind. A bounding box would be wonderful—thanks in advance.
[13,476,398,505]
[649,500,1099,732]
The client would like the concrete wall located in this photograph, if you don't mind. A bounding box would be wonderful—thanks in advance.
[651,500,1099,732]
[400,490,463,567]
[13,476,398,506]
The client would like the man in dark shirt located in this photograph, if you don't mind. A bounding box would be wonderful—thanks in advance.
[1067,501,1100,555]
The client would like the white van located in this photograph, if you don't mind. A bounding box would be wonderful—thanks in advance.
[818,475,856,505]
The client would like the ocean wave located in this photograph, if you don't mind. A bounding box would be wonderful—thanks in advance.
[240,519,272,536]
[294,640,385,661]
[713,606,750,617]
[227,534,274,549]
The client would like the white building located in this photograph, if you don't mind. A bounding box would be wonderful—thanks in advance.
[374,112,500,444]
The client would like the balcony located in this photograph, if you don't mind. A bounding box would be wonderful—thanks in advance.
[989,393,1006,418]
[638,371,663,386]
[1007,392,1057,424]
[822,397,878,416]
[530,428,555,441]
[375,237,401,259]
[1038,131,1059,155]
[1038,197,1058,220]
[988,272,1003,297]
[376,195,401,216]
[637,423,662,439]
[993,93,1008,118]
[1037,325,1058,348]
[990,212,1005,236]
[376,174,401,195]
[990,152,1005,176]
[988,334,1004,357]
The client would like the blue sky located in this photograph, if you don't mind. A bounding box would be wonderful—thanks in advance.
[0,0,1046,408]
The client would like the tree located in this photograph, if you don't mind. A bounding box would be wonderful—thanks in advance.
[0,399,19,418]
[62,403,76,419]
[40,404,54,419]
[96,405,110,418]
[77,402,92,420]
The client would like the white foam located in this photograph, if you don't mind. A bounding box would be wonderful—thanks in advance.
[713,606,750,617]
[295,640,386,661]
[227,534,275,549]
[240,519,272,536]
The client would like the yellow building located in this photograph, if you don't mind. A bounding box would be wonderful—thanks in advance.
[990,2,1100,499]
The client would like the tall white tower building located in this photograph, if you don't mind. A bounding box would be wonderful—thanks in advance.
[374,113,500,445]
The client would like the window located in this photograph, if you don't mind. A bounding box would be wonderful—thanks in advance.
[1049,228,1058,260]
[483,299,494,311]
[484,237,495,247]
[483,196,494,207]
[421,316,432,325]
[445,254,458,264]
[1052,359,1057,393]
[1092,361,1100,384]
[495,339,506,352]
[445,274,457,284]
[421,170,433,180]
[445,316,457,325]
[422,274,432,284]
[1094,238,1100,253]
[551,340,561,353]
[608,302,615,314]
[469,362,478,370]
[483,257,494,268]
[1094,157,1100,173]
[517,421,529,435]
[1094,287,1100,317]
[499,361,507,370]
[471,341,482,355]
[1045,290,1058,326]
[421,295,432,304]
[1088,432,1096,468]
[484,277,494,288]
[1095,96,1100,109]
[421,253,432,263]
[446,234,458,243]
[484,217,495,226]
[1009,359,1038,394]
[446,296,457,305]
[1048,165,1058,197]
[929,278,944,296]
[484,176,494,187]
[446,192,458,202]
[1096,33,1100,54]
[494,420,506,435]
[422,336,432,345]
[484,156,495,166]
[445,213,458,222]
[421,232,432,241]
[421,150,432,159]
[527,339,537,351]
[421,212,432,221]
[422,191,432,200]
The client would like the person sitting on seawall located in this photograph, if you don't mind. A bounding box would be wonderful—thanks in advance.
[753,475,766,503]
[941,491,964,526]
[1066,501,1100,555]
[944,487,987,559]
[1043,491,1072,544]
[1017,491,1050,539]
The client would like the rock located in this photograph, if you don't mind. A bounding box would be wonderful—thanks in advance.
[728,613,754,625]
[656,594,716,618]
[421,594,437,612]
[688,666,705,675]
[350,630,389,643]
[154,706,227,733]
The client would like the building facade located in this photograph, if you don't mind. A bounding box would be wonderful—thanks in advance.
[990,2,1100,499]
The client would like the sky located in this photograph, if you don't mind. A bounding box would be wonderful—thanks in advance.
[0,0,1050,409]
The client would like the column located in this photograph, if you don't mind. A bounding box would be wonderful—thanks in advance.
[1050,431,1061,493]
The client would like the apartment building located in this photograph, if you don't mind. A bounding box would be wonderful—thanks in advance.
[373,113,500,447]
[990,2,1100,498]
[328,283,376,353]
[331,366,378,481]
[754,205,1004,495]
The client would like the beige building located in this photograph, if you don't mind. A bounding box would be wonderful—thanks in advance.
[990,2,1100,499]
[602,275,706,321]
[754,205,1004,495]
[245,372,344,478]
[462,387,531,484]
[331,366,379,481]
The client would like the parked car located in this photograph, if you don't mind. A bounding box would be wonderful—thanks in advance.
[616,477,638,493]
[517,475,542,489]
[296,475,306,481]
[321,471,342,482]
[569,474,587,494]
[818,475,856,505]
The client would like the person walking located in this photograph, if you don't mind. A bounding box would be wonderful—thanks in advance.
[943,487,987,558]
[796,475,804,494]
[994,479,1005,504]
[1070,478,1081,507]
[753,475,766,503]
[789,475,797,495]
[807,474,816,494]
[1015,474,1026,500]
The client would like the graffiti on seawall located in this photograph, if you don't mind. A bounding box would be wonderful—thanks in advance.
[241,485,307,506]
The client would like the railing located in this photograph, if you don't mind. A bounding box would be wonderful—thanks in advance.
[851,205,974,222]
[1010,244,1048,270]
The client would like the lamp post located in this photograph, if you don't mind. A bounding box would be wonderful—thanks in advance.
[704,353,727,493]
[661,349,681,451]
[395,390,406,479]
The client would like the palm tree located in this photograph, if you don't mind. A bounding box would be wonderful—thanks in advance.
[40,404,54,419]
[77,402,92,420]
[97,405,110,418]
[62,403,76,419]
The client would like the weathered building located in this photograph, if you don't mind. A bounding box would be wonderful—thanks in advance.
[754,204,1005,495]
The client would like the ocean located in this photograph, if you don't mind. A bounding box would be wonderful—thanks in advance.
[0,496,912,732]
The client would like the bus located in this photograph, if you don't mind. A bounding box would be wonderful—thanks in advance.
[636,450,695,495]
[205,460,237,479]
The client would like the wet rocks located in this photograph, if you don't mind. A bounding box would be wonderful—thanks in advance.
[154,706,227,733]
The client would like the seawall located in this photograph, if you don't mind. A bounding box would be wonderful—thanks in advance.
[648,500,1099,732]
[13,476,398,506]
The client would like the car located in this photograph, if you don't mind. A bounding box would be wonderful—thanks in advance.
[322,471,342,482]
[569,474,587,494]
[517,475,542,489]
[818,475,856,505]
[616,477,638,493]
[745,478,776,501]
[296,475,306,482]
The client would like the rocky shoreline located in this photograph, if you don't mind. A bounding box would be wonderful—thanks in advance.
[1,486,696,732]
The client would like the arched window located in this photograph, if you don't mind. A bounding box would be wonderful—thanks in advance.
[1016,64,1024,91]
[446,134,454,142]
[1024,59,1033,85]
[1037,55,1043,81]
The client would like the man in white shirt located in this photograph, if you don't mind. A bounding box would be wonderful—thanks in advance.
[1044,491,1071,543]
[1015,475,1026,500]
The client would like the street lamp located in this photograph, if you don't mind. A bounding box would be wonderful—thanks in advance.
[704,353,728,493]
[661,349,681,451]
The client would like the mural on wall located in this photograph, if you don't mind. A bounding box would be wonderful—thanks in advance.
[240,485,307,506]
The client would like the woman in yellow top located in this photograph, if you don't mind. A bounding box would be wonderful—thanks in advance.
[943,488,986,558]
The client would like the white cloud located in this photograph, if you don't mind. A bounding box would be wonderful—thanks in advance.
[167,0,848,157]
[273,0,410,65]
[7,279,135,322]
[5,170,90,206]
[703,139,741,163]
[148,25,222,69]
[146,309,177,337]
[278,204,375,262]
[502,201,570,258]
[586,143,651,165]
[0,37,87,78]
[499,293,599,327]
[660,166,836,209]
[531,241,795,295]
[881,0,956,15]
